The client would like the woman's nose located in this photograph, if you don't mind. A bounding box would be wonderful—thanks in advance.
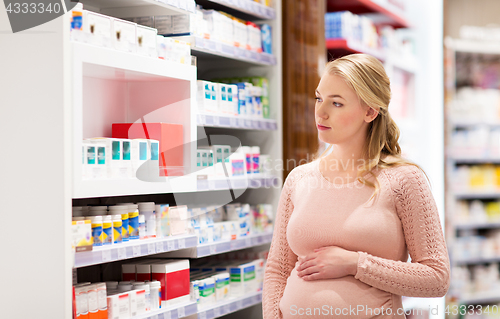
[316,103,329,119]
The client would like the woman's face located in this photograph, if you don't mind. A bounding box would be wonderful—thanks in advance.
[315,73,377,145]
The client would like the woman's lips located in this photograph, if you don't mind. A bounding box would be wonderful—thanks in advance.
[317,124,331,131]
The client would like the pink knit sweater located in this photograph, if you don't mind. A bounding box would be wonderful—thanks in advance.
[262,160,450,319]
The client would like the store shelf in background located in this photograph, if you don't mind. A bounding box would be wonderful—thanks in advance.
[445,37,500,55]
[166,231,273,258]
[455,256,500,266]
[459,292,500,305]
[74,175,278,198]
[197,291,262,319]
[197,114,278,130]
[79,0,194,18]
[187,36,276,66]
[326,0,408,28]
[456,221,500,230]
[195,0,275,20]
[135,301,198,319]
[454,191,500,200]
[326,38,385,61]
[448,155,500,164]
[196,175,279,192]
[449,120,500,128]
[72,41,195,82]
[387,53,418,74]
[74,234,198,268]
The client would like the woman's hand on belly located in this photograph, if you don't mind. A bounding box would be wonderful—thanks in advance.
[296,246,359,281]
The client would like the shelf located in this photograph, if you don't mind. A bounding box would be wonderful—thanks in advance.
[74,234,198,268]
[326,38,385,61]
[454,191,500,200]
[74,175,278,199]
[165,231,273,258]
[135,301,198,319]
[449,120,500,128]
[195,0,275,20]
[455,256,500,266]
[327,0,408,28]
[456,222,500,230]
[186,36,276,66]
[448,156,500,164]
[459,292,500,305]
[72,41,195,82]
[197,291,262,319]
[197,114,278,130]
[79,0,195,18]
[196,175,279,192]
[445,37,500,55]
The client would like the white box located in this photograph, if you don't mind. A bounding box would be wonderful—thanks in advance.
[136,25,158,57]
[106,294,120,319]
[197,80,216,113]
[112,18,137,53]
[154,15,172,35]
[229,262,256,297]
[86,138,132,179]
[83,10,112,47]
[82,142,106,180]
[227,84,239,116]
[213,272,230,301]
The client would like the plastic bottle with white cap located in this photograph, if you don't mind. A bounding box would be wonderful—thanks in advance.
[102,215,113,245]
[127,204,140,240]
[112,215,122,244]
[138,215,146,239]
[109,206,129,242]
[89,216,103,247]
[132,282,151,313]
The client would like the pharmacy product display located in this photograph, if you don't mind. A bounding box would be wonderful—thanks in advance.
[126,7,272,55]
[196,145,272,178]
[72,202,273,250]
[70,4,192,65]
[325,11,414,58]
[446,32,500,308]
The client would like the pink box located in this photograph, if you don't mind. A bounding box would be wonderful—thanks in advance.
[122,263,136,281]
[151,259,190,306]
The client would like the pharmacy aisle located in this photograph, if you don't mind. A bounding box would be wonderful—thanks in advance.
[445,33,500,312]
[0,0,281,318]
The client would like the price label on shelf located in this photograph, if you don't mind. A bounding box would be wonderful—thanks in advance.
[168,240,176,251]
[245,238,252,247]
[117,247,126,259]
[223,304,230,314]
[148,243,156,255]
[156,241,164,253]
[215,42,222,53]
[210,245,217,255]
[178,238,186,249]
[150,315,158,319]
[199,311,207,319]
[102,250,111,262]
[177,306,185,318]
[230,117,237,127]
[132,245,141,257]
[237,300,243,309]
[214,307,221,317]
[164,310,171,319]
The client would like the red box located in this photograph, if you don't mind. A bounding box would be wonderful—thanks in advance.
[136,264,151,282]
[112,123,184,176]
[121,263,136,281]
[151,259,190,306]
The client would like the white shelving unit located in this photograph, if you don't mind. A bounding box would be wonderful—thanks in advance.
[0,0,281,318]
[445,38,500,306]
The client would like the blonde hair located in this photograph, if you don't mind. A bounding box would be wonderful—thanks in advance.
[320,54,426,200]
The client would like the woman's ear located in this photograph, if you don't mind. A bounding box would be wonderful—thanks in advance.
[365,107,379,123]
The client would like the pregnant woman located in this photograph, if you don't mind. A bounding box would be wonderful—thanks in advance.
[262,54,450,319]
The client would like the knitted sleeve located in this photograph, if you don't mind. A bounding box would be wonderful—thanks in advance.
[262,169,301,319]
[354,164,451,297]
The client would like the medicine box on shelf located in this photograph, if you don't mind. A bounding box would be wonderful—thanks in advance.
[112,123,184,176]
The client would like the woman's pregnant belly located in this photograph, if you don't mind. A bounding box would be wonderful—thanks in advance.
[279,268,398,319]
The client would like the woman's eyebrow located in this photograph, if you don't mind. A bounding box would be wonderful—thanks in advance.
[328,94,345,100]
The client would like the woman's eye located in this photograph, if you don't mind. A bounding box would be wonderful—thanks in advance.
[333,102,343,107]
[315,97,322,102]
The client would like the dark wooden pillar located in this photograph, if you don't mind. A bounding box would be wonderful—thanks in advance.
[282,0,326,179]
